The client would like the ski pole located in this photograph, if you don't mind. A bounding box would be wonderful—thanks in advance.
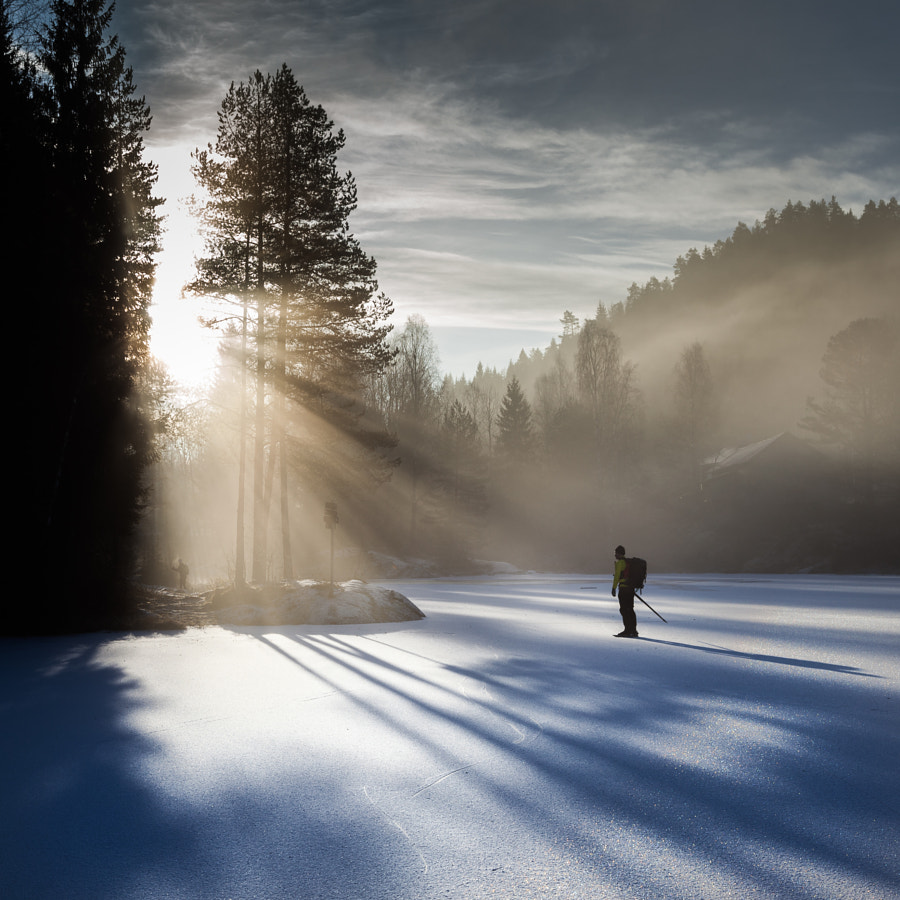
[635,592,667,623]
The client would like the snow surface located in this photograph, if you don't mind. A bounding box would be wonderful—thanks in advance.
[2,574,898,900]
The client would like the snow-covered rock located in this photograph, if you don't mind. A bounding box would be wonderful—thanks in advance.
[212,579,425,626]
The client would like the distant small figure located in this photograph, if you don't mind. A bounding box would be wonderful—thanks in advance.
[172,558,189,591]
[612,545,638,637]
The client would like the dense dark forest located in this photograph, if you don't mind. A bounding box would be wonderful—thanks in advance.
[5,0,162,633]
[5,3,898,636]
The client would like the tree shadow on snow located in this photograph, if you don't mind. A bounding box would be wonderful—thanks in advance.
[636,637,881,675]
[0,634,415,900]
[0,636,201,899]
[240,585,900,899]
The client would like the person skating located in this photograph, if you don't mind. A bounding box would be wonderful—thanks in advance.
[612,544,638,637]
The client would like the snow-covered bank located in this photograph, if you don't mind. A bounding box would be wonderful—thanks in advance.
[137,555,519,629]
[209,579,425,626]
[1,574,898,899]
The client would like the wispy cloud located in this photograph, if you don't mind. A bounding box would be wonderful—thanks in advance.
[327,82,898,343]
[121,0,900,376]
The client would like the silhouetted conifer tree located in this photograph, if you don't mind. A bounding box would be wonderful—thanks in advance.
[13,0,162,632]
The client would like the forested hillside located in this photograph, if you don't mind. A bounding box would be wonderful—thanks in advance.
[612,197,899,442]
[505,197,899,444]
[148,198,899,584]
[360,198,899,574]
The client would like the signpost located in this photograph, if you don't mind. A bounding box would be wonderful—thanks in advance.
[324,502,339,593]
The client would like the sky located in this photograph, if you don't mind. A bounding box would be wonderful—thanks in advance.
[112,0,900,384]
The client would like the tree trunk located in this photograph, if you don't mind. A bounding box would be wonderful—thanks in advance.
[235,290,249,586]
[277,287,293,580]
[280,433,293,579]
[252,287,268,583]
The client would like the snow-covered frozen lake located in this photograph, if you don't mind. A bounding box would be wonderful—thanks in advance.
[2,574,898,900]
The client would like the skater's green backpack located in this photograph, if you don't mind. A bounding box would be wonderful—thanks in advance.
[626,557,647,590]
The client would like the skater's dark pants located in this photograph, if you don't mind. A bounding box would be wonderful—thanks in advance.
[618,585,637,633]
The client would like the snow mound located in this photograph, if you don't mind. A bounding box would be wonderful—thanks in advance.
[212,580,425,626]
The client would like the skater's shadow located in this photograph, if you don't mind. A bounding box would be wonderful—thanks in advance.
[637,638,878,676]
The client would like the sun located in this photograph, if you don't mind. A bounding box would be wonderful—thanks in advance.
[148,148,219,390]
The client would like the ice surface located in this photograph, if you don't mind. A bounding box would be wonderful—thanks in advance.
[1,574,898,899]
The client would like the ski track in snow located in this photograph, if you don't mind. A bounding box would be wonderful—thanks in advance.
[364,784,430,875]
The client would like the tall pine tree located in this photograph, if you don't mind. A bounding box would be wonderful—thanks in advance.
[190,66,394,584]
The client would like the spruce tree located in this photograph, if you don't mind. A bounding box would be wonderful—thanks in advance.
[497,377,536,463]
